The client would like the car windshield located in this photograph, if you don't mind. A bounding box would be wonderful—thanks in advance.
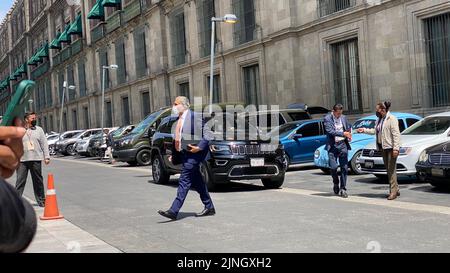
[113,126,127,137]
[352,119,376,130]
[64,132,82,139]
[48,135,59,140]
[131,110,165,135]
[205,113,260,140]
[402,116,450,135]
[267,123,299,139]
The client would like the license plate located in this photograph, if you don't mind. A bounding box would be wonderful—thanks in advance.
[250,158,265,167]
[365,161,374,169]
[431,168,445,177]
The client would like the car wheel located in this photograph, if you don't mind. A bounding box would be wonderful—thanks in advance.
[199,162,220,191]
[350,151,364,175]
[320,168,331,175]
[66,144,76,156]
[136,149,151,166]
[152,154,170,184]
[261,176,285,189]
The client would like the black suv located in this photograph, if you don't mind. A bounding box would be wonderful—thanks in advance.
[150,113,288,191]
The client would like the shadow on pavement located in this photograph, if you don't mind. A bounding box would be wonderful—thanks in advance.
[147,179,266,193]
[353,193,388,199]
[157,212,198,223]
[408,185,450,194]
[287,165,317,172]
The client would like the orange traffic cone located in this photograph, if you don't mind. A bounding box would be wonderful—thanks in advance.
[40,173,64,221]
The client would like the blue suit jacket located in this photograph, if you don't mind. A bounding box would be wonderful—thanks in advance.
[323,113,352,151]
[172,110,214,164]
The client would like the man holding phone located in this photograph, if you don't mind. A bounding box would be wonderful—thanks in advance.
[324,104,352,198]
[158,96,215,220]
[15,112,50,207]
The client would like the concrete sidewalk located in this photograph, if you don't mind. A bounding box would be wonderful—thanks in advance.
[25,201,122,253]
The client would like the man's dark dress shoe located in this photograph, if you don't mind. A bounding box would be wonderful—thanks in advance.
[196,208,216,217]
[158,210,177,220]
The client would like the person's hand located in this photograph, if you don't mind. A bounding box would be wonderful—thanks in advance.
[188,145,201,154]
[356,128,365,134]
[343,132,352,139]
[392,150,399,158]
[0,126,26,179]
[44,159,50,165]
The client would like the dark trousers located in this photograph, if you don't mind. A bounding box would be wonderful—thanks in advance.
[170,153,214,215]
[15,161,45,205]
[328,144,349,191]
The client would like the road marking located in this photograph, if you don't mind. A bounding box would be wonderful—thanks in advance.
[51,157,151,173]
[277,187,450,216]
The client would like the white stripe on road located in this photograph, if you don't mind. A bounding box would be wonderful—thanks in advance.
[277,187,450,216]
[51,157,151,173]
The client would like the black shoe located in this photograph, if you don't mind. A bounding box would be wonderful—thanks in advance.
[158,210,177,220]
[333,184,340,195]
[196,208,216,217]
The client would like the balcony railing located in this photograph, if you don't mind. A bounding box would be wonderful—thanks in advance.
[91,24,106,43]
[61,46,72,62]
[318,0,356,17]
[106,11,122,34]
[71,39,83,56]
[31,62,50,80]
[53,53,61,66]
[123,0,142,22]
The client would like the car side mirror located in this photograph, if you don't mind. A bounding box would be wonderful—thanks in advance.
[289,134,302,140]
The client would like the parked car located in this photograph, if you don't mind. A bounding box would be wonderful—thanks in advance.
[268,120,328,167]
[56,128,103,156]
[416,141,450,188]
[88,125,135,157]
[358,112,450,180]
[54,130,84,155]
[314,113,422,174]
[76,127,118,157]
[113,108,171,166]
[47,134,60,156]
[150,112,288,191]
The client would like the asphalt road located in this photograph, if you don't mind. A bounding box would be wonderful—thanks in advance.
[9,156,450,253]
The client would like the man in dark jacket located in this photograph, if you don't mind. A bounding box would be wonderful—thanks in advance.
[0,125,37,253]
[324,104,352,198]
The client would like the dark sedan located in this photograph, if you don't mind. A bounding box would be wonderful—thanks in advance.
[416,141,450,188]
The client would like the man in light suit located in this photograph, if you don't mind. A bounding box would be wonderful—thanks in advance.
[158,96,215,220]
[324,104,352,198]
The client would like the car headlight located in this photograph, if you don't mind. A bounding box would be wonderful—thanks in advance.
[418,150,429,163]
[399,147,412,155]
[210,145,231,153]
[314,149,320,159]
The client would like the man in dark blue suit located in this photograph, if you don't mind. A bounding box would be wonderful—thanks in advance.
[158,96,215,220]
[323,104,352,198]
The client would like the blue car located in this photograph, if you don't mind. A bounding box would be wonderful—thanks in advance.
[269,119,328,167]
[313,112,422,175]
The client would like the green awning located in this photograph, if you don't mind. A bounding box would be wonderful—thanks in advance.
[67,14,83,36]
[102,0,121,7]
[17,64,26,74]
[59,25,71,43]
[9,74,17,81]
[50,32,62,49]
[36,43,49,59]
[27,54,39,66]
[88,0,105,20]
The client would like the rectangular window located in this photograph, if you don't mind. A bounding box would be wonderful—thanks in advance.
[99,49,109,89]
[243,65,260,106]
[122,96,130,125]
[424,12,450,107]
[67,65,76,100]
[331,38,362,114]
[207,74,221,103]
[106,101,113,127]
[58,72,65,103]
[49,115,53,132]
[171,10,187,66]
[134,28,148,78]
[178,82,190,99]
[232,0,256,45]
[78,60,87,97]
[115,40,127,85]
[46,78,52,107]
[83,106,89,129]
[141,91,151,118]
[318,0,355,17]
[63,112,67,132]
[72,109,78,130]
[197,0,215,58]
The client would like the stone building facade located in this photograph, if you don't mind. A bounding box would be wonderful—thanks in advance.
[0,0,449,132]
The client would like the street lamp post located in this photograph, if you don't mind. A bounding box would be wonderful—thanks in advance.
[58,81,76,137]
[101,65,119,145]
[209,14,237,113]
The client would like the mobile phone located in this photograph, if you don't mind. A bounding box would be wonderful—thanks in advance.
[0,80,36,126]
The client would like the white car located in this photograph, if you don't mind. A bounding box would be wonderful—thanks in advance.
[47,134,60,155]
[75,127,119,156]
[358,112,450,179]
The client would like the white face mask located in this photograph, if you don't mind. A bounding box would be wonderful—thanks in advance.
[172,104,184,116]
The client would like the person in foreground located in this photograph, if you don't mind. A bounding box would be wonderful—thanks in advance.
[158,96,215,221]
